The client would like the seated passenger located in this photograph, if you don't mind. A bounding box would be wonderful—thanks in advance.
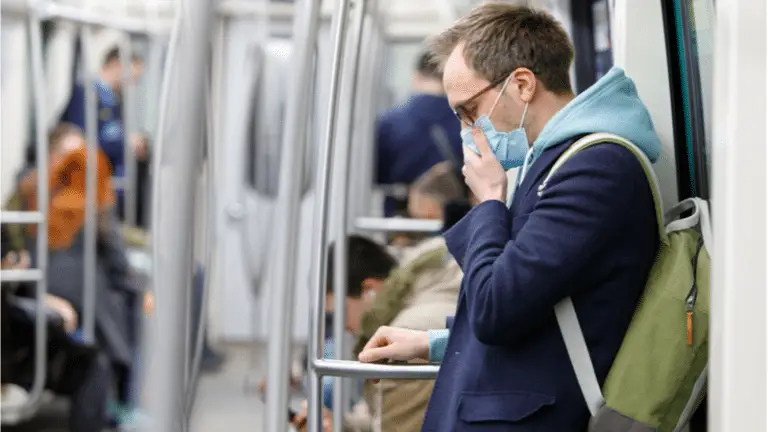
[358,4,661,431]
[1,225,112,432]
[293,232,462,432]
[389,160,465,250]
[14,123,153,427]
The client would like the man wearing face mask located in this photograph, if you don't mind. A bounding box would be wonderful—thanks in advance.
[358,3,661,431]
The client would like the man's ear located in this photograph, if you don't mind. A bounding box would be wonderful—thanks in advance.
[512,68,537,103]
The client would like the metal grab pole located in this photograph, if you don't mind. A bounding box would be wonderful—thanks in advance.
[263,0,323,430]
[119,39,138,227]
[144,0,213,428]
[308,0,353,431]
[2,9,51,421]
[331,1,367,430]
[79,24,98,344]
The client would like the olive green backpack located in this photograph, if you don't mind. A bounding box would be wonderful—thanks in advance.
[542,133,711,432]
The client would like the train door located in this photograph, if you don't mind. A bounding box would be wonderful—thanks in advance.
[216,17,289,341]
[215,10,325,343]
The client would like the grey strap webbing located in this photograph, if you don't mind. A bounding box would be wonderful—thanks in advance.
[554,299,605,416]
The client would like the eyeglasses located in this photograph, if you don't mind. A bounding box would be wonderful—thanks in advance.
[453,75,510,125]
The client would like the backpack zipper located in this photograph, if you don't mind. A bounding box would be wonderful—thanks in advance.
[685,237,705,345]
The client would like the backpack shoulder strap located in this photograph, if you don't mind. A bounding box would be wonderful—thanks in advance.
[549,133,667,417]
[539,132,669,246]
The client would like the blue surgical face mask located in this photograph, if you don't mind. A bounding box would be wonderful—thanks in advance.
[461,76,530,170]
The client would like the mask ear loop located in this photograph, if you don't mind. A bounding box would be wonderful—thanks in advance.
[487,75,513,118]
[519,102,529,129]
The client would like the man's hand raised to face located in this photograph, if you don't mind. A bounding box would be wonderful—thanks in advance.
[462,128,508,204]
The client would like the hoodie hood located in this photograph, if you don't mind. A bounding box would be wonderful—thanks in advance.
[530,67,661,165]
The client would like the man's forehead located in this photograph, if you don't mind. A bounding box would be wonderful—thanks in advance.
[442,45,487,108]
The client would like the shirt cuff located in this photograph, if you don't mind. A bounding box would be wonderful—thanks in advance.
[427,329,450,363]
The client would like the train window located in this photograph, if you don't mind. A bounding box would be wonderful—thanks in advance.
[245,39,314,198]
[662,0,714,200]
[592,0,613,80]
[570,0,614,92]
[689,0,714,187]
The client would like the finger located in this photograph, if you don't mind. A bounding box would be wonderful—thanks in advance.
[360,328,390,352]
[471,128,493,157]
[464,148,481,167]
[358,344,400,363]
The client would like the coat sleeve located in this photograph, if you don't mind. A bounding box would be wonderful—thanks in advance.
[443,145,650,346]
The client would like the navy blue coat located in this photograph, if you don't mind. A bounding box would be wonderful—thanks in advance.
[421,138,659,431]
[376,93,463,216]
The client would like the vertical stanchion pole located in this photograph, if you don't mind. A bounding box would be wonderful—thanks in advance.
[308,0,353,431]
[79,24,98,343]
[263,0,322,429]
[331,1,366,430]
[144,0,213,428]
[21,7,50,417]
[120,38,138,227]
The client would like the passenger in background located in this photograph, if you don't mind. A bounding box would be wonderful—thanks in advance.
[1,225,112,432]
[319,236,398,412]
[359,3,661,431]
[60,46,149,225]
[389,160,465,250]
[376,51,463,218]
[14,123,153,428]
[294,226,462,429]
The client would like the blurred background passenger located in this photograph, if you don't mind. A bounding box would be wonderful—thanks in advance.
[1,225,112,432]
[60,46,150,227]
[375,51,462,218]
[292,232,461,432]
[11,123,152,428]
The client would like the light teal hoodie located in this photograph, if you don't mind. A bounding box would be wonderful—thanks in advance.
[517,66,662,183]
[428,67,663,363]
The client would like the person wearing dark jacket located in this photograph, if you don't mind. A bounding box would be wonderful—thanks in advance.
[376,51,463,217]
[1,225,112,432]
[359,4,661,431]
[60,46,149,225]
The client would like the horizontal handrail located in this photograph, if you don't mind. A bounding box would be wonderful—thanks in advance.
[355,217,442,233]
[0,211,44,224]
[0,269,44,283]
[311,359,440,379]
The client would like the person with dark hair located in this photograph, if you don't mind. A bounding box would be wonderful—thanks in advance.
[319,236,398,410]
[60,45,148,225]
[292,227,462,431]
[376,50,463,217]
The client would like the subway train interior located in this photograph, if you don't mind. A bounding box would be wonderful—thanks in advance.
[0,0,765,431]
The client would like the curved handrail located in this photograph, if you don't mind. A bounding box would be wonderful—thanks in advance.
[330,0,368,427]
[313,359,440,380]
[306,0,353,430]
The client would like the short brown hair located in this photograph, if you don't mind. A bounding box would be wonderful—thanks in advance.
[429,2,574,94]
[411,161,464,205]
